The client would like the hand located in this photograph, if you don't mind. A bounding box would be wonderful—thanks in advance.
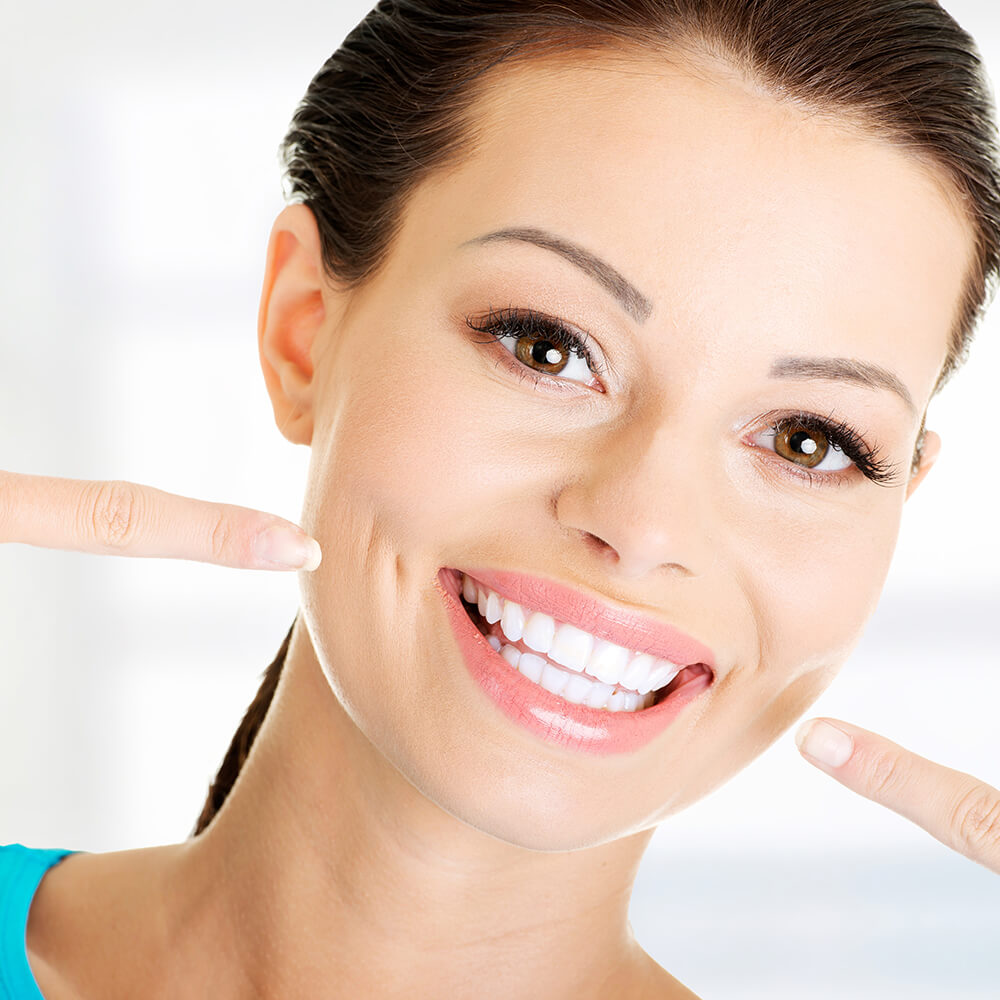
[0,471,321,571]
[796,717,1000,873]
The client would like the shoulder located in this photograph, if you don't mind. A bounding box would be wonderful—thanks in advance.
[24,848,115,1000]
[0,844,82,1000]
[0,843,78,883]
[23,844,187,1000]
[23,952,81,1000]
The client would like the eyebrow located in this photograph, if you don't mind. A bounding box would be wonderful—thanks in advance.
[769,356,917,416]
[465,227,654,323]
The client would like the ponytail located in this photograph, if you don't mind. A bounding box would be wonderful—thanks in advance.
[191,617,296,836]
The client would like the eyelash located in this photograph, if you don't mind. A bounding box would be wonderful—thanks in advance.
[756,410,901,487]
[464,306,605,384]
[464,305,901,488]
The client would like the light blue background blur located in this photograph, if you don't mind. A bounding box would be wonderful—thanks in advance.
[2,2,998,996]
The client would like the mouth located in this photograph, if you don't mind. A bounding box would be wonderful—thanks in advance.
[459,574,704,712]
[436,567,714,754]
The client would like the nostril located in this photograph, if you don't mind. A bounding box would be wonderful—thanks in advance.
[582,530,690,577]
[582,530,615,556]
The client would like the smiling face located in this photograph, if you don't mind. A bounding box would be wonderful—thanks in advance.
[261,49,973,850]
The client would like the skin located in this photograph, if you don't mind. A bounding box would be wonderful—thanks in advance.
[14,47,995,999]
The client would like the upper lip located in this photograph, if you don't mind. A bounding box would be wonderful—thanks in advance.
[455,567,715,670]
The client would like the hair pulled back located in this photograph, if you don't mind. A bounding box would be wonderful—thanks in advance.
[193,0,1000,837]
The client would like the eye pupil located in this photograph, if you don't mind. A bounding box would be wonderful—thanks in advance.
[790,431,817,455]
[775,425,829,467]
[519,337,567,372]
[530,340,559,364]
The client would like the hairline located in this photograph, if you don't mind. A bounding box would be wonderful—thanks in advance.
[336,31,983,395]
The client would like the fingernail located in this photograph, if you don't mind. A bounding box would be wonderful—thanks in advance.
[795,719,853,768]
[254,526,322,571]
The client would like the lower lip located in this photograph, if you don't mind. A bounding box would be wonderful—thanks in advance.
[435,568,712,756]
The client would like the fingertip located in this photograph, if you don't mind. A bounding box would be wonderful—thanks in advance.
[795,718,854,769]
[301,536,322,572]
[794,718,814,752]
[253,525,322,571]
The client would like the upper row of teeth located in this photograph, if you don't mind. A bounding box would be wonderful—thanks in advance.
[462,573,683,695]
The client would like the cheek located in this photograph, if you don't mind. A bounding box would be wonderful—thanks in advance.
[745,491,902,668]
[303,319,575,566]
[304,338,482,554]
[658,509,903,818]
[714,498,902,758]
[294,335,486,722]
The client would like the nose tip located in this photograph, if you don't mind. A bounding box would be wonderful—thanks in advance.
[576,526,695,580]
[553,421,707,581]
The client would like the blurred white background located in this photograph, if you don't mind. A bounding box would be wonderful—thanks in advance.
[1,1,997,996]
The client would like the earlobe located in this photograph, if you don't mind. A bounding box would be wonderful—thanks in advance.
[257,204,333,446]
[905,429,941,499]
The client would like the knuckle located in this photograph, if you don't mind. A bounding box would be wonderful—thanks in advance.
[950,784,1000,859]
[87,480,142,550]
[862,749,908,802]
[208,508,234,562]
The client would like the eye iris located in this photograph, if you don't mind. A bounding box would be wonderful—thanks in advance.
[776,425,829,467]
[516,337,567,373]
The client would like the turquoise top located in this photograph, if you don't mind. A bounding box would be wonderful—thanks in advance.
[0,844,79,1000]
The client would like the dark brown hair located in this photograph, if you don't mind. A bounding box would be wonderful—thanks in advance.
[192,0,1000,836]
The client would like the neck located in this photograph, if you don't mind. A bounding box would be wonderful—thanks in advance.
[167,621,659,999]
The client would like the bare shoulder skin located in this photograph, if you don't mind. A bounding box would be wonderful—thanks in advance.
[25,848,198,1000]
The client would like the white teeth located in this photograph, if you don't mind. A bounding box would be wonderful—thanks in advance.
[561,673,595,705]
[522,611,556,655]
[548,623,595,672]
[500,599,525,642]
[622,653,657,692]
[539,662,570,696]
[498,640,655,712]
[607,690,628,712]
[517,650,546,684]
[462,573,689,713]
[584,679,616,708]
[636,660,681,696]
[484,590,503,625]
[620,691,643,712]
[586,639,631,686]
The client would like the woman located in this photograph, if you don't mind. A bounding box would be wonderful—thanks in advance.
[3,1,999,997]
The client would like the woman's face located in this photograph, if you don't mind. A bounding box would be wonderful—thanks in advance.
[271,51,972,850]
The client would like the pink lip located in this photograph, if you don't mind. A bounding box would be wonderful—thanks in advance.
[434,568,714,756]
[462,567,715,668]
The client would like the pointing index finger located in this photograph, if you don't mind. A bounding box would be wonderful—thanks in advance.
[0,471,322,571]
[796,717,1000,874]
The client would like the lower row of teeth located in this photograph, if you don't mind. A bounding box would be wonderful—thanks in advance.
[486,634,656,712]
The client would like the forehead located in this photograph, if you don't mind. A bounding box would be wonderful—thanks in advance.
[403,49,974,400]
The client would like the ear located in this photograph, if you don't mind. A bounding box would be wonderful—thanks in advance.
[257,204,336,446]
[905,429,941,500]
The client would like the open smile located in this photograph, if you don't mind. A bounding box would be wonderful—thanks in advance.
[435,567,714,755]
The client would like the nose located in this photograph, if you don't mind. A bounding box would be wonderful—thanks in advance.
[554,419,709,581]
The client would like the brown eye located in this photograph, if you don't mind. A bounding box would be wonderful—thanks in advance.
[752,414,885,482]
[466,307,602,386]
[514,336,569,374]
[773,422,829,467]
